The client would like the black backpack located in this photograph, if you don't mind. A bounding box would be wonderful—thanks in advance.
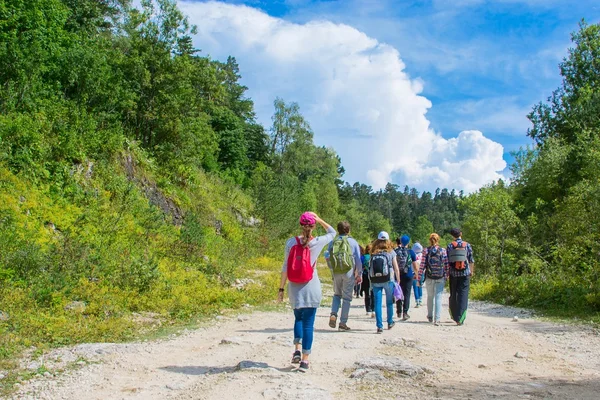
[394,246,411,274]
[369,252,391,284]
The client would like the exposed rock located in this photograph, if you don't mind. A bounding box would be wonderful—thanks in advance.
[380,337,419,348]
[478,364,487,369]
[231,279,256,290]
[130,312,162,326]
[350,368,386,381]
[121,153,183,226]
[0,372,5,380]
[234,361,278,373]
[215,219,223,235]
[355,356,427,378]
[0,311,9,321]
[237,315,250,322]
[515,352,528,359]
[512,316,519,322]
[27,361,41,371]
[166,383,184,390]
[220,337,245,345]
[64,301,86,313]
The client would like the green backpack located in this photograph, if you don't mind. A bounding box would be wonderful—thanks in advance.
[330,236,354,273]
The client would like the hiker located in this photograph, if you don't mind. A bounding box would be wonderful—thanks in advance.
[411,242,424,307]
[447,228,475,326]
[418,233,449,325]
[277,212,336,372]
[395,235,419,321]
[369,231,401,334]
[360,244,374,317]
[327,221,362,331]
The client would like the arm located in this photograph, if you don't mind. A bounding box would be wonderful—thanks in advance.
[278,239,293,302]
[467,243,475,277]
[418,248,427,283]
[353,241,363,282]
[443,248,450,280]
[392,256,401,282]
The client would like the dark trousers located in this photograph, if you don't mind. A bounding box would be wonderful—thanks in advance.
[449,275,470,324]
[395,274,413,316]
[360,274,373,312]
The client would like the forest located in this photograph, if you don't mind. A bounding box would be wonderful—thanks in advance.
[0,0,598,384]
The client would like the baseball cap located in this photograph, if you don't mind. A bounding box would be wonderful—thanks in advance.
[401,235,410,246]
[377,231,389,240]
[299,212,316,226]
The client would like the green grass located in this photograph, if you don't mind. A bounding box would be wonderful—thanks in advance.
[471,275,600,326]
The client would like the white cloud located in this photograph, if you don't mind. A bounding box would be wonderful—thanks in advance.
[181,1,507,192]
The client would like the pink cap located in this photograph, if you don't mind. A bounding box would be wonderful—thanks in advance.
[299,212,316,226]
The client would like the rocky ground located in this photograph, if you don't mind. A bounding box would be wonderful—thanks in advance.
[5,286,600,400]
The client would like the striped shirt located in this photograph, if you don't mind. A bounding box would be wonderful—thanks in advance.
[446,239,475,277]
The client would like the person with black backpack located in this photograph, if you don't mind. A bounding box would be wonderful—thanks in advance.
[447,228,475,326]
[417,233,449,326]
[395,235,419,321]
[360,244,374,317]
[369,231,401,334]
[326,221,362,331]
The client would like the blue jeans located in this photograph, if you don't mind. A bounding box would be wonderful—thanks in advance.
[293,308,317,354]
[426,278,445,322]
[413,278,423,302]
[372,281,395,329]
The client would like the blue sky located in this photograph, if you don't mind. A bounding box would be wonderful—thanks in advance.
[180,0,600,191]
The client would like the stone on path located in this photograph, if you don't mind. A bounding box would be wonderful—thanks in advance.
[514,352,528,359]
[220,337,245,345]
[355,356,428,378]
[350,368,386,381]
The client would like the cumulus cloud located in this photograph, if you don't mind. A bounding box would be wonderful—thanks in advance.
[180,1,507,192]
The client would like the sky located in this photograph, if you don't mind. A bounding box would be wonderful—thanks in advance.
[177,0,600,192]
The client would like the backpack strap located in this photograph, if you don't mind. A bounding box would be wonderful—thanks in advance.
[295,237,302,246]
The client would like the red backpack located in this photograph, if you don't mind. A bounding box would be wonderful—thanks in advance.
[287,237,313,283]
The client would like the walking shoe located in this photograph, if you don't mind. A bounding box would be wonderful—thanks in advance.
[414,303,420,308]
[371,312,375,318]
[376,328,383,334]
[434,321,440,326]
[338,323,351,331]
[329,314,337,328]
[402,313,410,321]
[291,350,301,364]
[427,316,433,323]
[396,312,402,319]
[388,322,395,330]
[299,361,309,372]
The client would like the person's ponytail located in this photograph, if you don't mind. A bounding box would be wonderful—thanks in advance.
[301,225,313,247]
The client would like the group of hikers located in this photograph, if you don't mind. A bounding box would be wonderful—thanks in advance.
[277,211,475,372]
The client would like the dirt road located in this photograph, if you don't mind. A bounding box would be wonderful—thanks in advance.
[8,286,600,400]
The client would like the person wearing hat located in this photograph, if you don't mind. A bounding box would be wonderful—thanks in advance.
[447,228,475,326]
[277,212,336,372]
[369,231,401,333]
[395,235,419,321]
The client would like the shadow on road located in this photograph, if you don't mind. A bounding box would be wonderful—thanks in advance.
[160,361,296,376]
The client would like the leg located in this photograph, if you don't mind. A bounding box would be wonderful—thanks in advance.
[434,278,445,322]
[373,285,383,329]
[330,274,342,327]
[426,279,435,321]
[300,307,317,359]
[331,274,343,316]
[413,279,419,303]
[385,282,395,325]
[455,276,470,324]
[340,271,354,325]
[293,308,303,352]
[449,276,457,321]
[361,277,371,312]
[401,277,413,315]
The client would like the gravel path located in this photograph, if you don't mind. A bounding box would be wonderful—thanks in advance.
[6,286,600,400]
